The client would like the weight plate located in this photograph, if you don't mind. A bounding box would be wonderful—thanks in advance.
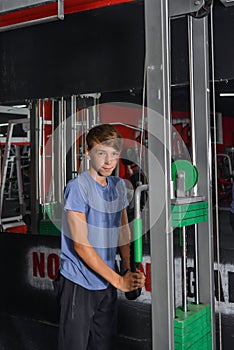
[172,160,198,191]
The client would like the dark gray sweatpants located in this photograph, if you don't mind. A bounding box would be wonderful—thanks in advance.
[54,273,117,350]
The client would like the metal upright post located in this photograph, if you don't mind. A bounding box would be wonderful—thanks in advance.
[144,0,174,348]
[145,0,214,348]
[71,95,78,177]
[189,15,216,348]
[188,15,201,306]
[30,101,40,234]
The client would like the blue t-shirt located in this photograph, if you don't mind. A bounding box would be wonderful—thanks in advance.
[60,171,128,290]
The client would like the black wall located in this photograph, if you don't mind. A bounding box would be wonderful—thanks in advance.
[0,2,234,112]
[0,2,145,103]
[0,233,60,323]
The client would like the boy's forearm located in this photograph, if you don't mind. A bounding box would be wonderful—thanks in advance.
[119,243,131,271]
[74,242,122,289]
[68,210,121,288]
[118,209,131,271]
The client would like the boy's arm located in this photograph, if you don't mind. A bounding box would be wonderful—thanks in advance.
[66,210,140,292]
[118,209,131,272]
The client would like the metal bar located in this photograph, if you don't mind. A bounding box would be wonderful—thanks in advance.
[15,145,25,214]
[30,101,40,234]
[51,99,55,202]
[0,106,29,115]
[63,99,67,188]
[1,215,22,223]
[0,118,30,125]
[169,0,205,17]
[59,98,64,192]
[86,108,90,170]
[71,95,77,177]
[38,100,42,206]
[188,15,200,305]
[0,0,57,13]
[81,109,85,173]
[0,15,59,33]
[92,101,96,128]
[194,225,200,304]
[0,123,14,223]
[134,184,149,219]
[144,0,174,347]
[182,226,188,312]
[53,99,62,203]
[190,15,215,349]
[42,100,46,211]
[0,0,64,32]
[7,155,15,199]
[57,0,64,20]
[188,16,197,171]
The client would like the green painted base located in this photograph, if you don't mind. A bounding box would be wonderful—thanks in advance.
[39,220,61,236]
[39,202,62,220]
[174,303,212,350]
[39,202,62,236]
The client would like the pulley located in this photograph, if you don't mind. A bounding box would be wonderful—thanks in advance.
[190,0,212,18]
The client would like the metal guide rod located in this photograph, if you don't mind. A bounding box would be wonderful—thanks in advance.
[80,108,85,173]
[61,98,67,191]
[38,100,42,205]
[42,101,46,209]
[71,95,77,177]
[53,99,62,204]
[194,225,200,304]
[30,101,40,234]
[188,15,200,305]
[55,99,63,204]
[182,226,188,312]
[86,108,90,170]
[51,99,55,202]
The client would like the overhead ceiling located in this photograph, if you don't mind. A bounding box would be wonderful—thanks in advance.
[0,0,233,117]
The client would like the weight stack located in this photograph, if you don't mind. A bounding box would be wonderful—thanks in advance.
[174,303,212,350]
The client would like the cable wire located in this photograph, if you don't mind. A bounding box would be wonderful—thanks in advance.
[139,58,147,184]
[210,4,222,349]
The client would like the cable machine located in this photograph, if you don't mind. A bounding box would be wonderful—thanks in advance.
[25,1,216,348]
[30,95,101,235]
[145,0,215,349]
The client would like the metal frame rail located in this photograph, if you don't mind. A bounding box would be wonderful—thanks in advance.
[145,0,215,348]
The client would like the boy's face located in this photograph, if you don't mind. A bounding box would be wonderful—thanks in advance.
[87,142,120,177]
